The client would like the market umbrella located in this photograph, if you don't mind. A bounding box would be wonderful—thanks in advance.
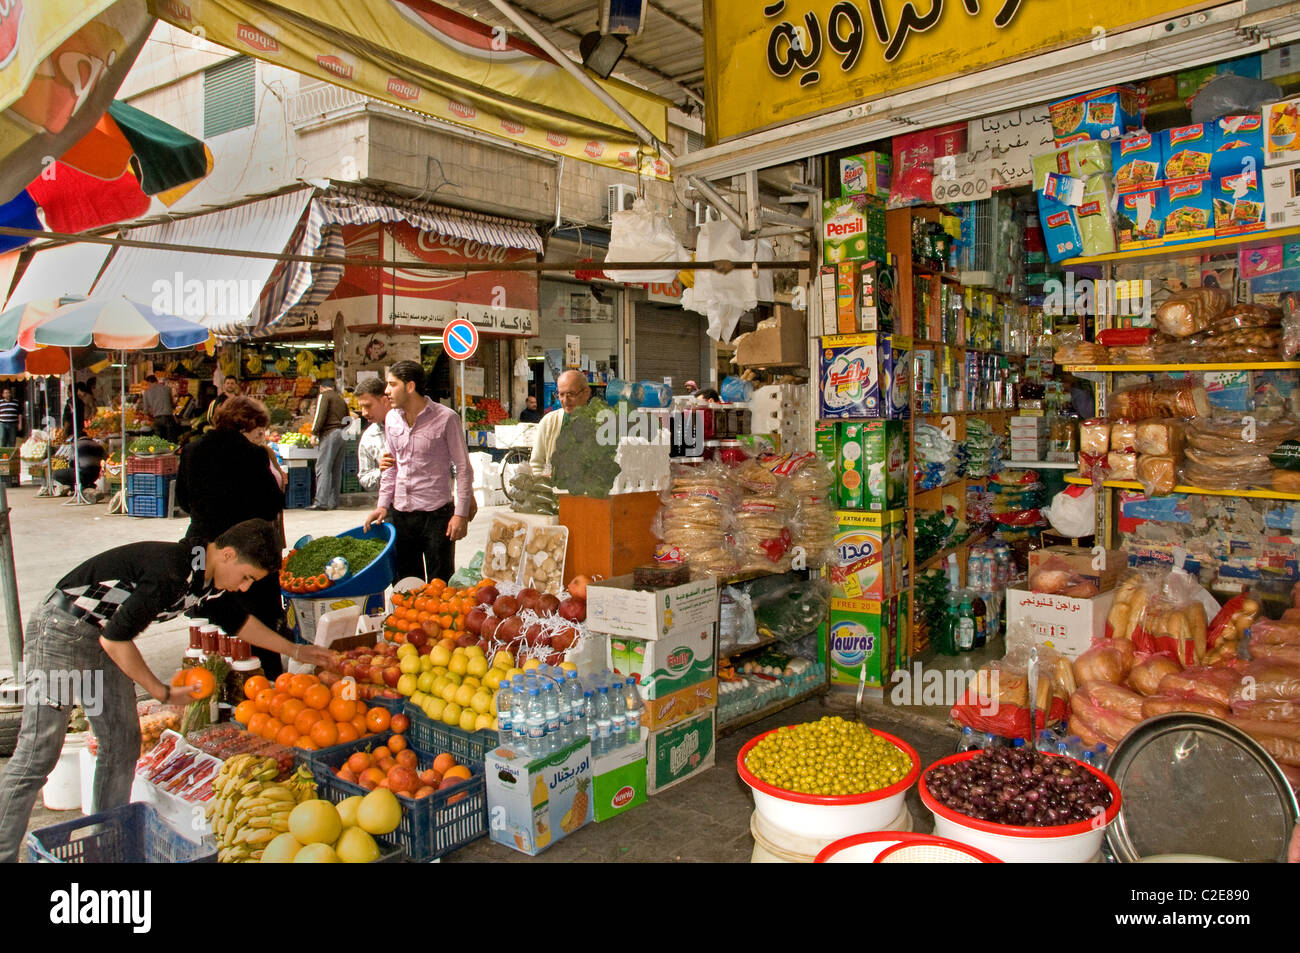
[0,345,71,378]
[0,296,83,351]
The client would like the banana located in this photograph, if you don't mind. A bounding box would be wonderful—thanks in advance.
[240,780,267,797]
[257,763,279,781]
[239,796,273,811]
[258,785,295,803]
[244,828,276,845]
[247,816,281,829]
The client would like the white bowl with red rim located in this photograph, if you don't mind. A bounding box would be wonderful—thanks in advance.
[737,727,920,842]
[814,831,1000,863]
[919,751,1122,864]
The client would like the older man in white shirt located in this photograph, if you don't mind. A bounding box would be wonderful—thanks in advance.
[530,369,590,476]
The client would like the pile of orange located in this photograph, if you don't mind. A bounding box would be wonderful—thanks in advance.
[383,577,498,643]
[231,672,411,752]
[336,745,472,803]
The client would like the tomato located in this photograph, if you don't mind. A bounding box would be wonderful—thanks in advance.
[314,574,329,589]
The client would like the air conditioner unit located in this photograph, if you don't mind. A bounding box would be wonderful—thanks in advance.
[606,184,637,222]
[694,201,720,228]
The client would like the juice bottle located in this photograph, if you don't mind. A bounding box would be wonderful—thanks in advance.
[532,774,551,849]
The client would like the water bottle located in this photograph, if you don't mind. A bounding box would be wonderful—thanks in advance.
[524,687,545,757]
[497,677,515,749]
[566,671,586,742]
[511,676,529,750]
[610,684,627,751]
[1087,743,1109,771]
[542,682,561,753]
[582,689,596,746]
[594,685,612,757]
[623,677,644,745]
[955,725,985,752]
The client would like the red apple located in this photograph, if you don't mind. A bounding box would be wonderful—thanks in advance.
[379,689,402,700]
[551,627,578,652]
[476,585,499,606]
[476,639,491,653]
[406,627,429,649]
[493,595,520,618]
[455,632,477,648]
[358,683,374,700]
[383,667,401,688]
[523,623,549,648]
[340,661,357,679]
[516,588,541,612]
[466,607,488,635]
[558,598,587,623]
[536,593,561,615]
[354,663,371,682]
[417,643,431,656]
[480,615,502,640]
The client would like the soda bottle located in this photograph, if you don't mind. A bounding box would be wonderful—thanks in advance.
[971,594,987,649]
[594,685,613,757]
[524,687,545,757]
[497,677,514,750]
[623,677,644,745]
[542,682,561,753]
[566,671,585,742]
[610,684,627,751]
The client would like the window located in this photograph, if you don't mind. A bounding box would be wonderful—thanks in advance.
[203,56,256,138]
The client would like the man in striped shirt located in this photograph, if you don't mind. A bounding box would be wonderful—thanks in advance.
[0,387,20,447]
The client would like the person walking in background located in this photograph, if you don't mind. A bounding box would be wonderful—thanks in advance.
[140,374,178,442]
[310,380,350,511]
[61,381,96,437]
[176,395,291,678]
[0,387,20,447]
[364,361,473,582]
[354,376,390,492]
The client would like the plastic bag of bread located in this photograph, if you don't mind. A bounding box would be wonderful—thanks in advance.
[1254,735,1300,767]
[1073,636,1135,685]
[1229,699,1300,720]
[1141,694,1230,719]
[1107,451,1138,480]
[1080,679,1145,721]
[1111,565,1215,665]
[1154,286,1229,337]
[1204,592,1259,665]
[1078,452,1106,479]
[1110,419,1137,453]
[1107,380,1210,419]
[1201,302,1284,335]
[1186,415,1300,455]
[1273,470,1300,494]
[1136,454,1177,496]
[1249,617,1300,646]
[1068,691,1139,748]
[1250,642,1300,666]
[1161,665,1245,708]
[951,623,1071,736]
[1079,419,1110,456]
[1127,653,1182,696]
[1135,419,1184,456]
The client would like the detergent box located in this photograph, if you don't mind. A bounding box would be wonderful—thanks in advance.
[487,737,593,856]
[821,596,906,691]
[823,195,886,265]
[818,333,910,419]
[829,510,906,601]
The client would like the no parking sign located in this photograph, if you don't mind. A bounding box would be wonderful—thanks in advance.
[442,319,479,361]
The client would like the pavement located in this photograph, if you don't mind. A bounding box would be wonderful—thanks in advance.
[0,481,963,862]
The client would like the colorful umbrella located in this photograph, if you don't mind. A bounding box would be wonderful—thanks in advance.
[24,296,212,351]
[0,297,81,351]
[0,345,70,378]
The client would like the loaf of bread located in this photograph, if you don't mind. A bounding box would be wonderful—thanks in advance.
[1080,419,1110,456]
[1107,451,1138,480]
[1154,286,1229,337]
[1110,419,1137,453]
[1136,454,1177,495]
[1135,419,1184,456]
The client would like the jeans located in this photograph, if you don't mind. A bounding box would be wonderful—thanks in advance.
[391,505,455,583]
[0,599,142,863]
[0,422,15,447]
[314,427,345,508]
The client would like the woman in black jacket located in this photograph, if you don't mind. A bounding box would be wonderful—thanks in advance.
[177,395,289,677]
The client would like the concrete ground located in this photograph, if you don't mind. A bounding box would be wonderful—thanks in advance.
[1,482,964,862]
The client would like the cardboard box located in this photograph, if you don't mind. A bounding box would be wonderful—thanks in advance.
[647,710,715,795]
[822,195,886,265]
[1049,85,1144,146]
[840,152,892,198]
[592,739,647,822]
[608,625,716,701]
[819,266,838,336]
[285,592,386,645]
[1162,123,1214,182]
[636,676,717,730]
[829,510,908,601]
[1112,130,1164,192]
[889,508,910,594]
[836,262,858,333]
[1263,162,1300,229]
[1265,97,1300,166]
[734,306,807,368]
[1117,187,1166,249]
[858,259,897,332]
[1262,42,1300,80]
[1211,115,1267,237]
[486,737,593,856]
[586,575,718,642]
[814,420,838,472]
[835,421,908,510]
[1027,546,1126,592]
[1004,587,1117,658]
[818,333,910,419]
[1163,177,1215,244]
[823,596,905,689]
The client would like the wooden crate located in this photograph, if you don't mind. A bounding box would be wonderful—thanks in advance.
[558,491,661,583]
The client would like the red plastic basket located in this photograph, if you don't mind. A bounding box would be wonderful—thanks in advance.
[126,454,179,475]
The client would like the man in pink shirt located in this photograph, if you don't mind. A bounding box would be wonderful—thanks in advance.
[364,361,474,582]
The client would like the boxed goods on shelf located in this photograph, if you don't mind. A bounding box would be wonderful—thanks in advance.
[1211,115,1267,237]
[637,677,718,731]
[608,624,716,702]
[839,152,891,198]
[823,195,886,265]
[591,738,647,822]
[822,595,907,690]
[1028,546,1127,593]
[1263,162,1300,229]
[1004,587,1117,657]
[586,575,718,642]
[1048,85,1144,146]
[733,306,806,367]
[818,333,911,419]
[834,420,908,510]
[647,709,715,795]
[486,736,592,855]
[1264,96,1300,167]
[829,510,906,601]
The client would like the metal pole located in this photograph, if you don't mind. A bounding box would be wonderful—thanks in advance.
[0,479,22,669]
[459,361,466,438]
[118,349,126,514]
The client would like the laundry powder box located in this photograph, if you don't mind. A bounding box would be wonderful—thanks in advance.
[818,333,910,420]
[487,736,593,856]
[592,738,647,822]
[822,195,886,265]
[834,421,908,510]
[647,710,716,795]
[830,510,908,602]
[840,152,892,198]
[821,596,905,691]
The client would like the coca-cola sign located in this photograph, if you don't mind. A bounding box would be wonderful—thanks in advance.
[447,100,476,120]
[0,0,22,70]
[415,230,509,265]
[386,77,419,101]
[236,23,279,53]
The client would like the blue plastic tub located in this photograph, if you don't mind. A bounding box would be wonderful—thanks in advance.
[281,522,396,600]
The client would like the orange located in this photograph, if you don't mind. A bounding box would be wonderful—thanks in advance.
[335,721,359,744]
[304,684,331,711]
[371,744,392,762]
[337,766,358,784]
[294,737,319,752]
[357,775,378,791]
[376,757,396,776]
[365,707,391,733]
[233,700,257,725]
[274,672,294,693]
[395,749,418,770]
[432,752,456,776]
[345,748,371,774]
[309,719,339,748]
[246,712,270,737]
[350,715,369,737]
[288,673,316,699]
[293,709,323,734]
[242,676,271,700]
[279,698,306,725]
[330,679,353,698]
[276,725,300,746]
[261,718,284,742]
[360,767,386,788]
[442,764,472,782]
[328,697,357,723]
[253,689,275,714]
[353,701,368,718]
[268,693,291,720]
[387,734,408,754]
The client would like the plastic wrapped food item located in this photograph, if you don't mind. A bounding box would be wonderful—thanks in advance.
[1081,679,1146,721]
[138,701,183,755]
[1136,454,1177,495]
[1153,286,1229,337]
[1250,643,1300,666]
[1068,691,1139,748]
[1187,325,1283,353]
[1201,302,1284,335]
[1080,420,1110,456]
[485,515,529,580]
[1096,328,1155,347]
[1054,340,1109,364]
[1276,470,1300,493]
[1229,699,1300,721]
[1160,665,1244,708]
[1249,618,1300,646]
[1127,654,1182,696]
[1106,451,1138,480]
[1107,380,1210,419]
[1110,419,1137,453]
[1135,419,1184,456]
[1078,451,1106,479]
[1254,735,1300,767]
[1073,637,1135,685]
[1141,694,1230,719]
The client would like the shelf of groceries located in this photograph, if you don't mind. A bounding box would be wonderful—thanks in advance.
[1063,362,1300,372]
[1064,474,1300,501]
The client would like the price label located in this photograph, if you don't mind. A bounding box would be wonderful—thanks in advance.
[841,574,863,599]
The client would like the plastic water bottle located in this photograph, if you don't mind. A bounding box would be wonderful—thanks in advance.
[524,687,545,757]
[594,685,612,757]
[623,677,644,745]
[566,671,585,742]
[610,683,627,751]
[497,678,514,749]
[511,676,529,750]
[1087,743,1109,771]
[542,682,561,753]
[583,689,596,746]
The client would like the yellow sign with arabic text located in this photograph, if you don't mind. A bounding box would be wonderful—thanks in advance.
[705,0,1217,143]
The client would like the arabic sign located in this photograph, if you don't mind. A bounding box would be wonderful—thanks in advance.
[704,0,1217,143]
[966,106,1057,189]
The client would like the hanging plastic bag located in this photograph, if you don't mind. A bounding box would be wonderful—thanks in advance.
[685,219,774,342]
[603,198,686,283]
[1188,74,1283,124]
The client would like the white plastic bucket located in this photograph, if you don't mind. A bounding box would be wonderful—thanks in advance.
[78,747,97,815]
[42,732,88,811]
[750,804,911,863]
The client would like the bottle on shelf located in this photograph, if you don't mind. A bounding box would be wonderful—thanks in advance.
[956,590,976,652]
[623,677,644,746]
[565,671,586,743]
[955,725,986,752]
[524,687,545,757]
[512,675,530,751]
[971,594,988,650]
[594,685,613,757]
[497,677,515,749]
[583,689,597,750]
[609,683,627,752]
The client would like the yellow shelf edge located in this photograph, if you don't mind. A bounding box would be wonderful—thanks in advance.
[1063,474,1300,501]
[1062,363,1300,372]
[1059,226,1300,266]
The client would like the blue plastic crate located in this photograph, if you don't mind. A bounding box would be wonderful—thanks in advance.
[304,732,487,863]
[27,802,216,863]
[287,467,312,491]
[404,702,495,765]
[127,472,174,498]
[127,494,168,518]
[285,485,312,509]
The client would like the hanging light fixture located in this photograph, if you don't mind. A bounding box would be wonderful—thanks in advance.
[579,31,627,79]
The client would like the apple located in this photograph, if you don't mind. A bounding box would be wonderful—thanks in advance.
[406,628,429,649]
[355,663,371,682]
[545,652,565,667]
[476,639,491,653]
[558,598,587,623]
[358,683,374,701]
[340,661,357,679]
[383,667,402,688]
[516,588,541,612]
[480,615,502,640]
[379,689,402,700]
[536,593,561,615]
[465,607,488,635]
[319,670,340,687]
[476,585,499,606]
[523,623,549,648]
[493,595,520,618]
[417,643,431,656]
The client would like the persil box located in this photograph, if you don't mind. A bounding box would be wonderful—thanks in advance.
[1112,130,1164,193]
[1049,85,1145,146]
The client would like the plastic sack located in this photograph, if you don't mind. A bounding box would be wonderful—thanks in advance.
[685,219,774,342]
[1045,484,1096,538]
[1105,567,1217,665]
[1284,299,1300,360]
[1068,692,1139,749]
[603,199,686,283]
[1079,679,1145,721]
[720,375,754,403]
[1188,74,1283,124]
[1127,653,1182,696]
[719,586,758,655]
[751,575,831,643]
[448,550,485,590]
[1106,379,1210,418]
[950,623,1072,736]
[1073,636,1135,685]
[1160,665,1245,708]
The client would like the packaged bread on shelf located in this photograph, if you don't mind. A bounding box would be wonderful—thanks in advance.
[1107,379,1210,419]
[1136,454,1177,495]
[1134,419,1184,456]
[1154,286,1229,338]
[1110,419,1137,453]
[1053,340,1109,364]
[1080,419,1110,456]
[1106,451,1138,480]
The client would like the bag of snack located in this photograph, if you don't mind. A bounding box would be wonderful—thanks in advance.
[1127,653,1183,696]
[1068,691,1140,748]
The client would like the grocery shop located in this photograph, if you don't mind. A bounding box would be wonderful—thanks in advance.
[4,0,1300,872]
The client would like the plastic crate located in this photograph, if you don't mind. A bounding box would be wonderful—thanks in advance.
[27,802,217,863]
[127,472,174,498]
[127,494,168,518]
[341,474,362,494]
[367,693,407,715]
[126,453,179,475]
[305,732,487,863]
[285,485,312,509]
[404,702,496,764]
